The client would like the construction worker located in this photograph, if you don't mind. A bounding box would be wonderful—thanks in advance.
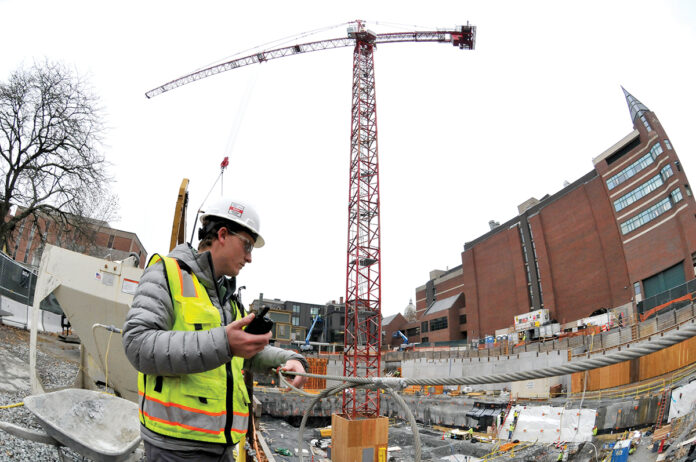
[508,422,515,440]
[123,197,308,461]
[513,409,519,425]
[467,427,474,440]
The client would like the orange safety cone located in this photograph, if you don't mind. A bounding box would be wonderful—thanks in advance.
[442,432,445,440]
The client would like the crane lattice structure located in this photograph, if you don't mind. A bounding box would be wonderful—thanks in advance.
[145,20,476,419]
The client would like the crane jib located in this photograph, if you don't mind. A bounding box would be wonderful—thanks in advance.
[144,25,475,99]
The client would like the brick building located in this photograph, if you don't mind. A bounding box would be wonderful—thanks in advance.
[6,208,147,269]
[412,89,696,343]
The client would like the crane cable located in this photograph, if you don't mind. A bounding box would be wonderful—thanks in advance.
[277,321,696,462]
[193,21,351,72]
[187,160,229,246]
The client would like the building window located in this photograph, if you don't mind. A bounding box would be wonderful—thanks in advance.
[292,304,300,313]
[107,235,115,249]
[670,188,683,204]
[620,197,672,235]
[421,321,429,333]
[686,184,692,197]
[528,225,544,308]
[429,316,448,331]
[664,139,673,150]
[606,143,663,190]
[310,307,320,316]
[661,164,674,181]
[640,114,653,132]
[518,225,535,308]
[421,337,429,343]
[633,281,641,297]
[459,314,467,324]
[613,174,663,212]
[292,316,300,326]
[23,224,37,263]
[12,221,26,259]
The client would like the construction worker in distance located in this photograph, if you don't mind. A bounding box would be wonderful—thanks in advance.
[123,197,309,461]
[466,427,474,440]
[513,409,519,425]
[508,422,515,440]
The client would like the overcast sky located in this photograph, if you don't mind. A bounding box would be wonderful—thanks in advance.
[2,0,695,317]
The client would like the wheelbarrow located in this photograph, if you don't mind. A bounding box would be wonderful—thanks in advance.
[0,388,142,461]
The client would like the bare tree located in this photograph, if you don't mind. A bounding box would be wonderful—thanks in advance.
[0,61,118,255]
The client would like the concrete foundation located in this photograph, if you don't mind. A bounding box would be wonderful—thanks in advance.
[256,387,667,435]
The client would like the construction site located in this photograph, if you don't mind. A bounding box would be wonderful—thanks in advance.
[2,17,696,462]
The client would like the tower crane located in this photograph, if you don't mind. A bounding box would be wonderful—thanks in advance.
[146,20,476,419]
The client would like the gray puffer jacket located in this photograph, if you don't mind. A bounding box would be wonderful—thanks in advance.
[122,243,305,379]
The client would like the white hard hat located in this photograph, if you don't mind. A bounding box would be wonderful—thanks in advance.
[199,198,265,247]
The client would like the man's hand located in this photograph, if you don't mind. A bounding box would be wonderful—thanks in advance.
[225,313,271,359]
[280,359,307,390]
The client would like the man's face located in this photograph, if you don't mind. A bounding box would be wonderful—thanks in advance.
[213,227,254,278]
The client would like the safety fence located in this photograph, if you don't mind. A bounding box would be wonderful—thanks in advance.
[0,251,35,306]
[0,251,62,315]
[386,303,696,362]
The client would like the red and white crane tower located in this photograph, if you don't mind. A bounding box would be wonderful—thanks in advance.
[146,20,476,419]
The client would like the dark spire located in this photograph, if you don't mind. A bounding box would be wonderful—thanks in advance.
[621,86,650,124]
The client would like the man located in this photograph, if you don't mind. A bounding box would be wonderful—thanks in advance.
[123,198,308,461]
[508,422,515,440]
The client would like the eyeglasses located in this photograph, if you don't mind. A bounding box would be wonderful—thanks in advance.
[229,232,254,254]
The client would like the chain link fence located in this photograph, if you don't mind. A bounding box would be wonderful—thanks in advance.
[0,251,63,332]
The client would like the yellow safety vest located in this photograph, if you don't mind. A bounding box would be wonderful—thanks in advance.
[137,255,250,445]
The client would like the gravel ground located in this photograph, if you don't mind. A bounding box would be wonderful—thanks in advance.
[0,323,117,461]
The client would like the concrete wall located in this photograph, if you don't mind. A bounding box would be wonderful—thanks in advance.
[401,350,571,392]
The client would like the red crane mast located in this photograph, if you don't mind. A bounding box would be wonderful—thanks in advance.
[145,20,476,419]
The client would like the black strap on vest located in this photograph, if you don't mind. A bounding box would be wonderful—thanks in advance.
[154,376,163,393]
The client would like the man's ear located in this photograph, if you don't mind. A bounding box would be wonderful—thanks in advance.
[216,226,228,243]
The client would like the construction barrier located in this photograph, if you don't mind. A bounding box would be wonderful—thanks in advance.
[305,357,328,390]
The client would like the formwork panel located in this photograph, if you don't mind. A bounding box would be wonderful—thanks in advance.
[572,336,696,392]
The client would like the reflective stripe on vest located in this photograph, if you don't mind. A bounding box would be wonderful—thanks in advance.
[137,254,250,445]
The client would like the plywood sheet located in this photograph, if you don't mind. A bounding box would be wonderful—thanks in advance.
[571,336,696,392]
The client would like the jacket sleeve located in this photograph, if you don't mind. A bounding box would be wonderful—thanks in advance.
[122,263,232,376]
[246,345,308,376]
